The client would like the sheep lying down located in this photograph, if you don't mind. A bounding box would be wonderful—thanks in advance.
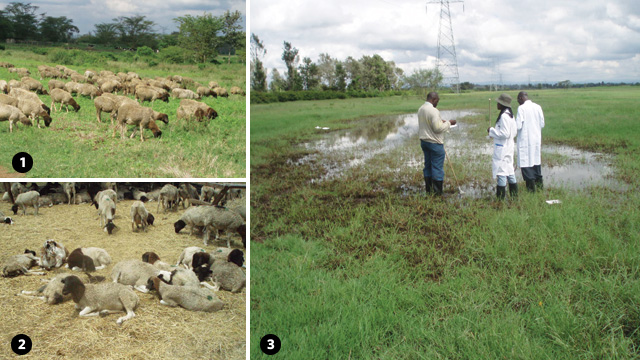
[147,276,224,313]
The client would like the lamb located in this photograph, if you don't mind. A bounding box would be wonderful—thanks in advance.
[141,252,214,289]
[61,275,139,325]
[39,239,69,270]
[1,210,13,224]
[130,200,154,232]
[115,103,162,142]
[11,190,40,215]
[1,250,44,277]
[171,88,200,100]
[49,89,80,113]
[146,276,224,312]
[67,247,112,271]
[135,85,169,103]
[20,273,74,304]
[209,254,246,293]
[63,182,76,205]
[0,104,31,132]
[156,184,179,213]
[174,205,246,247]
[230,86,245,96]
[98,196,116,234]
[110,259,170,293]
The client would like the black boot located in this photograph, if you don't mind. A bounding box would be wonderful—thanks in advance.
[508,183,518,198]
[526,180,536,193]
[535,178,544,191]
[424,177,433,195]
[433,180,443,196]
[496,186,506,200]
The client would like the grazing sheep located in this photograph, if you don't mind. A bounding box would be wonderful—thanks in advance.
[11,182,28,198]
[111,259,170,293]
[9,67,31,77]
[0,80,8,94]
[100,80,122,94]
[157,184,179,213]
[61,275,139,325]
[49,89,80,113]
[70,73,90,83]
[212,87,229,98]
[0,103,31,132]
[11,190,40,215]
[209,254,246,293]
[17,98,52,128]
[48,79,65,92]
[115,103,162,142]
[130,200,154,232]
[146,276,224,312]
[208,81,219,89]
[9,88,51,115]
[1,250,44,277]
[64,81,81,95]
[93,95,118,124]
[93,189,117,207]
[230,86,245,96]
[0,94,18,107]
[98,196,116,234]
[135,85,169,103]
[0,62,14,68]
[196,86,214,98]
[77,83,102,99]
[39,239,69,270]
[20,77,48,95]
[63,182,76,205]
[171,88,200,100]
[177,99,218,122]
[67,247,112,271]
[20,273,74,304]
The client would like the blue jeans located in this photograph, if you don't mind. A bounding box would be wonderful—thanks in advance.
[420,140,445,181]
[497,174,517,187]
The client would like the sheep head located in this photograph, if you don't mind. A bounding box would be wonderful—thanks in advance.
[146,213,155,226]
[174,220,186,233]
[11,204,18,215]
[61,275,85,303]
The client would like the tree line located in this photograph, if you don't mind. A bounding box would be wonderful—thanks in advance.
[0,2,245,64]
[251,34,443,97]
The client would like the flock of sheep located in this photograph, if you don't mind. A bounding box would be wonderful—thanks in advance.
[0,62,245,140]
[0,182,246,325]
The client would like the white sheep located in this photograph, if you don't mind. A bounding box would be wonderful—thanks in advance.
[199,186,217,202]
[66,247,112,271]
[143,252,215,289]
[131,201,154,232]
[11,190,40,215]
[98,196,116,234]
[39,239,68,270]
[111,259,170,293]
[115,103,163,142]
[1,209,13,224]
[156,184,179,213]
[63,182,76,205]
[146,276,224,312]
[61,275,139,325]
[49,89,80,113]
[1,250,44,277]
[171,88,200,100]
[175,246,208,269]
[174,205,245,247]
[20,273,74,304]
[17,98,52,128]
[0,103,31,132]
[209,252,246,293]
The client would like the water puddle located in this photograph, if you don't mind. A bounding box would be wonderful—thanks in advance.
[293,111,627,195]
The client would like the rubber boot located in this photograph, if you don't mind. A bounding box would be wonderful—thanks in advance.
[433,180,443,196]
[508,183,518,198]
[424,177,433,195]
[496,186,506,200]
[525,179,536,193]
[535,178,544,191]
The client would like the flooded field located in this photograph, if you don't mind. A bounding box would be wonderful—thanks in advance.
[293,111,626,196]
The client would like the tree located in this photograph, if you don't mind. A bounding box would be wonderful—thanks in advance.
[334,62,347,91]
[402,68,443,96]
[281,41,301,91]
[360,54,391,91]
[113,15,156,48]
[93,22,118,45]
[251,34,267,92]
[0,10,13,41]
[39,16,78,42]
[298,57,319,90]
[221,10,243,64]
[317,53,337,89]
[270,68,286,92]
[344,56,362,90]
[174,13,223,63]
[4,2,39,40]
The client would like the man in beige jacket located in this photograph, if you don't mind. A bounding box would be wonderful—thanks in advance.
[418,92,456,196]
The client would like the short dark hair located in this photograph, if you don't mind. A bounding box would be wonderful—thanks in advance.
[426,92,439,101]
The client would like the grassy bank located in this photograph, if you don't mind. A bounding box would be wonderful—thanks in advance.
[250,87,640,358]
[0,47,245,178]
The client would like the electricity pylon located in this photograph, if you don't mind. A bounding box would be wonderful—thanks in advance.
[426,0,464,93]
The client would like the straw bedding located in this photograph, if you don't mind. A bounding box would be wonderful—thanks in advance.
[0,196,245,359]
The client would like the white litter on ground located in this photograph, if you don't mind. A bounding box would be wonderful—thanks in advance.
[546,200,562,205]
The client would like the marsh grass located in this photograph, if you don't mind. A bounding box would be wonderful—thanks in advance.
[250,87,640,358]
[0,48,245,178]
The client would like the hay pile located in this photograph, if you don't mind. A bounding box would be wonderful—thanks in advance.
[0,197,245,359]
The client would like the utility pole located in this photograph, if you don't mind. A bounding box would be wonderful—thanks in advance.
[426,0,464,94]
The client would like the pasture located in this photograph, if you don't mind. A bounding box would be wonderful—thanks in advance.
[0,183,246,359]
[250,87,640,358]
[0,47,246,178]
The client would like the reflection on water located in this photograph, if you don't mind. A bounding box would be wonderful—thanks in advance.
[293,111,627,194]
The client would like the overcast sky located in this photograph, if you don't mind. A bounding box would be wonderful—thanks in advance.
[251,0,640,84]
[0,0,245,35]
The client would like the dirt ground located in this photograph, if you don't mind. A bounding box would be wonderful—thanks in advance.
[0,196,246,359]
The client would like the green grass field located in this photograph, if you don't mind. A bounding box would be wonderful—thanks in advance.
[0,47,246,178]
[250,87,640,358]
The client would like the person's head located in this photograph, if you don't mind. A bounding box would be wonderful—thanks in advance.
[496,93,512,111]
[517,91,528,105]
[426,92,439,108]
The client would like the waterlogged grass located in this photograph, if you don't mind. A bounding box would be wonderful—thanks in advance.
[0,48,245,178]
[250,87,640,358]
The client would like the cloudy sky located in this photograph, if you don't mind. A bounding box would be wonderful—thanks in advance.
[0,0,245,35]
[251,0,640,84]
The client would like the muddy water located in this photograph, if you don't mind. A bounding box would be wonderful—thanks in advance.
[295,111,626,195]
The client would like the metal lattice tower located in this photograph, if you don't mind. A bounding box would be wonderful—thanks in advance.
[427,0,464,93]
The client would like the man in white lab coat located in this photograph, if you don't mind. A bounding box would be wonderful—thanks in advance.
[515,91,545,192]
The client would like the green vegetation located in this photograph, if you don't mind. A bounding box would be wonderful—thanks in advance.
[0,47,245,177]
[250,87,640,358]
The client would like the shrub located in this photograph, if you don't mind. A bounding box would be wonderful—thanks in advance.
[0,45,5,51]
[31,47,48,55]
[137,46,154,57]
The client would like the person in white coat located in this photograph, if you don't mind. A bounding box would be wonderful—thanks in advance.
[515,91,545,192]
[488,93,518,199]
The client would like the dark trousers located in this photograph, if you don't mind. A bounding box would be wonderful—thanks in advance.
[521,165,543,191]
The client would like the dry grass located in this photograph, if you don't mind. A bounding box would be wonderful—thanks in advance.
[0,198,245,359]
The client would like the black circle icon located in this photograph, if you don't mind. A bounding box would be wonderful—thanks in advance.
[12,152,33,173]
[260,334,281,355]
[11,334,32,355]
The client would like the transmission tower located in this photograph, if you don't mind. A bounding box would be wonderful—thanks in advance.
[426,0,464,93]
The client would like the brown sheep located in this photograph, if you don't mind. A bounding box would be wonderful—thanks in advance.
[17,98,52,128]
[9,88,51,115]
[213,87,229,98]
[20,77,48,95]
[177,99,218,122]
[0,80,7,94]
[230,86,245,96]
[171,88,200,100]
[0,62,14,68]
[49,89,80,113]
[101,80,122,94]
[0,104,31,132]
[135,85,169,103]
[196,86,215,98]
[115,103,162,142]
[48,79,65,92]
[77,84,102,99]
[94,95,118,124]
[64,81,81,95]
[0,94,18,107]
